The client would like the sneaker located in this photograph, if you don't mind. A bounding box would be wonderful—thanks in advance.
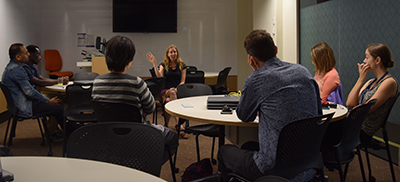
[49,133,63,142]
[54,129,64,137]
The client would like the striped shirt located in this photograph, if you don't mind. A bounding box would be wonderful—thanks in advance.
[92,73,156,122]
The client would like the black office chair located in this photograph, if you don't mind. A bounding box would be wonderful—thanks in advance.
[322,99,377,182]
[177,83,220,164]
[186,66,198,73]
[229,113,334,181]
[254,176,291,182]
[67,122,165,177]
[0,82,53,156]
[149,67,157,78]
[74,72,99,81]
[91,100,142,123]
[91,100,178,182]
[62,82,97,156]
[144,77,165,124]
[359,92,400,182]
[210,67,231,94]
[186,70,205,84]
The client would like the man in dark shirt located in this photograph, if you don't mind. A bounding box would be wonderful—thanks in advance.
[22,45,69,87]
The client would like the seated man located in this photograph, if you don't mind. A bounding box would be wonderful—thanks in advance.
[217,30,322,181]
[91,35,178,164]
[2,43,65,137]
[22,45,69,141]
[22,45,69,87]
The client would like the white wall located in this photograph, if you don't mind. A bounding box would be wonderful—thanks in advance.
[252,0,298,64]
[0,0,38,77]
[0,0,238,78]
[281,0,298,64]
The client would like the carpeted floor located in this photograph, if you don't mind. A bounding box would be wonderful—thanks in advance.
[1,110,399,182]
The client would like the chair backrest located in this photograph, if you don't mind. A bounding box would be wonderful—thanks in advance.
[254,176,290,182]
[186,66,198,74]
[186,70,205,84]
[337,99,377,158]
[0,82,17,116]
[67,122,165,176]
[177,83,213,98]
[91,100,142,123]
[144,77,165,103]
[65,84,94,113]
[44,49,62,71]
[327,83,343,105]
[379,92,400,129]
[215,67,232,87]
[265,113,334,179]
[74,72,99,81]
[149,67,157,78]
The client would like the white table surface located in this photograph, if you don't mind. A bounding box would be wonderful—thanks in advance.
[165,95,348,146]
[42,81,74,92]
[165,95,348,127]
[1,156,166,182]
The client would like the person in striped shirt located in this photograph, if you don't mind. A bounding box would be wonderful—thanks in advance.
[92,35,178,164]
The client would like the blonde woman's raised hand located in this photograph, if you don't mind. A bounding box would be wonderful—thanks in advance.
[146,52,157,65]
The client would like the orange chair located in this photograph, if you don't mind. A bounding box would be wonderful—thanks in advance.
[44,49,74,79]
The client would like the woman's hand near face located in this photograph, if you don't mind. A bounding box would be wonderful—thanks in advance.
[357,63,369,82]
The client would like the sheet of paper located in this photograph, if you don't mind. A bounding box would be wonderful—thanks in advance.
[181,104,194,108]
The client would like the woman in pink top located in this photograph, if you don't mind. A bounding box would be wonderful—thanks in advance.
[311,42,341,106]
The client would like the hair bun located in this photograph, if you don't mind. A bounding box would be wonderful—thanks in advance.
[387,59,394,68]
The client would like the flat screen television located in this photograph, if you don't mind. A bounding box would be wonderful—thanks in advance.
[113,0,177,33]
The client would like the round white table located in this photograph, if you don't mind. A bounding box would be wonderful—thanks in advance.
[0,156,166,182]
[165,95,348,146]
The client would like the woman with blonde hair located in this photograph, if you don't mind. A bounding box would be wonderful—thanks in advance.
[147,45,189,138]
[347,43,398,143]
[311,42,341,106]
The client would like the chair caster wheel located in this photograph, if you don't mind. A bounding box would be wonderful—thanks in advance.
[212,159,217,165]
[47,152,52,156]
[175,167,179,173]
[369,176,376,182]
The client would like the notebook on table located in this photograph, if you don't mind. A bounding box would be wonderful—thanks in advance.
[207,96,240,110]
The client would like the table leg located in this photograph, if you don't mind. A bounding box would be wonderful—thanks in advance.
[218,125,225,147]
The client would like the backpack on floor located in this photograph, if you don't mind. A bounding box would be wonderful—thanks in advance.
[181,158,213,182]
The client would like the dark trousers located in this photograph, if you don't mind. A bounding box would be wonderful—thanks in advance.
[32,101,64,128]
[217,141,264,182]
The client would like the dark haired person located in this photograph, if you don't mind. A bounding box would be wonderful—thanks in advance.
[92,35,178,164]
[347,43,398,143]
[22,45,69,87]
[217,30,322,181]
[2,43,65,137]
[21,45,69,141]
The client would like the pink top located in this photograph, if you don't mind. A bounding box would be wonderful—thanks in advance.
[314,68,340,105]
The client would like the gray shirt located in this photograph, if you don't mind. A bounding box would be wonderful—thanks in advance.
[236,57,321,180]
[92,73,155,123]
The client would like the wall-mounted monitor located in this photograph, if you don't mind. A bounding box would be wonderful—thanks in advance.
[113,0,177,33]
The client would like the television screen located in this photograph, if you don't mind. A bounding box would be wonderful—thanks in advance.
[113,0,177,33]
